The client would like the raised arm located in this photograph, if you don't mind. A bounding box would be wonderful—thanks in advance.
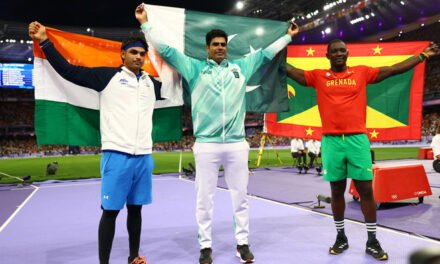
[375,42,439,83]
[135,4,197,83]
[237,22,299,78]
[286,65,307,86]
[28,21,115,91]
[263,22,299,60]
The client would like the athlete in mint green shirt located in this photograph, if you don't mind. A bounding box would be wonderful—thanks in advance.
[141,24,294,143]
[136,4,299,264]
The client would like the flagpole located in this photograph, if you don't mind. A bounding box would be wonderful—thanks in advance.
[256,133,266,167]
[178,141,183,179]
[265,135,283,165]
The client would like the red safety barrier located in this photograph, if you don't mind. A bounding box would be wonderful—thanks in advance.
[427,150,434,160]
[418,147,432,159]
[349,163,432,203]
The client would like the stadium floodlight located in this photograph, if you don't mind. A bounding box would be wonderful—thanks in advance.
[236,1,244,10]
[323,0,346,11]
[350,17,365,25]
[400,1,405,5]
[325,27,332,34]
[86,27,94,36]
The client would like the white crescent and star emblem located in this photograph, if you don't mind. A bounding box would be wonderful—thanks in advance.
[228,33,263,92]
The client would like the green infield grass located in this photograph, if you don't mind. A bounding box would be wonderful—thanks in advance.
[0,147,419,184]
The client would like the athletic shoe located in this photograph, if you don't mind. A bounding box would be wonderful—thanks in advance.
[236,244,255,263]
[366,239,389,260]
[304,165,309,173]
[128,256,147,264]
[199,248,213,264]
[329,235,349,255]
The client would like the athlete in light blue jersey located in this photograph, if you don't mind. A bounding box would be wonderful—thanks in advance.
[136,4,299,264]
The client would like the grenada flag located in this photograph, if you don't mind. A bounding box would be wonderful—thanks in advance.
[33,27,183,146]
[266,42,428,141]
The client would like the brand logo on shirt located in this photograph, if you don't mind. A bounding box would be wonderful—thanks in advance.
[119,78,129,85]
[103,195,109,200]
[231,69,240,78]
[326,78,357,87]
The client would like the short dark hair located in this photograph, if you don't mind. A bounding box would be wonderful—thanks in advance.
[205,29,228,46]
[327,39,345,52]
[121,37,148,51]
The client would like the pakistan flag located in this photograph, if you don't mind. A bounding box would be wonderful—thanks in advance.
[145,4,290,112]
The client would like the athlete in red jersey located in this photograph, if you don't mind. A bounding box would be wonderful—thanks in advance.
[287,39,438,260]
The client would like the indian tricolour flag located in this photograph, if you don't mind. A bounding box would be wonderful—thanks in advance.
[266,41,428,141]
[33,27,182,146]
[145,4,290,112]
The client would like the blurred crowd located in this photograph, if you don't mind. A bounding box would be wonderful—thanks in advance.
[389,22,440,98]
[0,137,101,158]
[422,112,440,142]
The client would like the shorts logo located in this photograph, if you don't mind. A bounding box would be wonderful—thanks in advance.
[103,195,110,200]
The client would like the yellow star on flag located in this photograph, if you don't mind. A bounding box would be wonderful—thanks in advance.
[306,127,314,135]
[369,129,379,139]
[287,84,296,99]
[306,47,315,56]
[373,45,382,55]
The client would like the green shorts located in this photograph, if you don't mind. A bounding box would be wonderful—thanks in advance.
[321,134,373,182]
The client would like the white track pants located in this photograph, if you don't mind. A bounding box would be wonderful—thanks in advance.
[193,141,250,249]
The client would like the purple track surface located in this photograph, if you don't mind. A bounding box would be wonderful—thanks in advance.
[216,159,440,240]
[0,173,439,263]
